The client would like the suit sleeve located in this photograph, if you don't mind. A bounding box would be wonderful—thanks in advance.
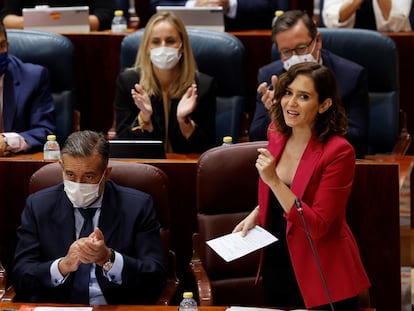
[19,66,56,153]
[12,196,70,301]
[249,65,272,141]
[342,67,369,158]
[111,195,166,304]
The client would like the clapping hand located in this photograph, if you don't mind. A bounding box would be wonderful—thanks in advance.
[257,75,278,110]
[177,84,198,122]
[131,83,152,120]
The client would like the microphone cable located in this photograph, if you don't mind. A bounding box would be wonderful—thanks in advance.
[294,198,335,311]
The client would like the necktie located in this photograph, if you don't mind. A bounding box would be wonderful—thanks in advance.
[69,208,97,304]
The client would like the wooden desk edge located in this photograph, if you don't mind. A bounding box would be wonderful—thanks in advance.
[0,153,200,164]
[0,302,376,311]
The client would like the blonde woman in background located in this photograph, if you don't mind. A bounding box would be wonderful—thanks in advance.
[114,12,216,153]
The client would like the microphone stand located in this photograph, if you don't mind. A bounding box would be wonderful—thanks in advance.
[295,198,335,311]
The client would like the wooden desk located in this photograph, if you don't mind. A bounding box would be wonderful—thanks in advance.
[0,302,376,311]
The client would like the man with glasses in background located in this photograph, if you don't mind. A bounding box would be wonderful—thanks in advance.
[249,10,369,158]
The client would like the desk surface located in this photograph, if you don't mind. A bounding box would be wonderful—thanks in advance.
[0,152,200,164]
[0,302,376,311]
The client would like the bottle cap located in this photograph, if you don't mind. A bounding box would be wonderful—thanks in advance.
[114,10,124,16]
[47,135,56,141]
[183,291,193,298]
[275,10,284,17]
[223,136,233,143]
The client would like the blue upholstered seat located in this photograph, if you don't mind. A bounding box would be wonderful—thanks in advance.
[120,28,246,145]
[6,29,75,146]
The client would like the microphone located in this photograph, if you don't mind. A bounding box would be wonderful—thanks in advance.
[294,198,335,311]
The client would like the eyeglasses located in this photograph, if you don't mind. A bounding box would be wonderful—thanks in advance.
[279,38,315,59]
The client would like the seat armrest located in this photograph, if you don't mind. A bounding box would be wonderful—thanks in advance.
[1,286,16,302]
[0,261,15,302]
[156,250,180,305]
[392,109,411,155]
[189,233,213,306]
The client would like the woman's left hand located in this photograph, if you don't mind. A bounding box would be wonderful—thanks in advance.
[256,148,278,186]
[177,84,198,121]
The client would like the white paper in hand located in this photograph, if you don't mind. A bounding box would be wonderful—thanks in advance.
[206,225,278,262]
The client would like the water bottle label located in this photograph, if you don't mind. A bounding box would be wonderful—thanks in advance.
[44,150,60,160]
[112,24,127,33]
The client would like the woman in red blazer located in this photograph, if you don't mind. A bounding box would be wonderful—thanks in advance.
[234,62,370,310]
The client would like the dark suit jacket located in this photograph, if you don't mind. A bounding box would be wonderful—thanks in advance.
[249,49,370,158]
[114,69,216,153]
[3,55,56,152]
[149,0,279,31]
[12,180,166,304]
[0,0,114,30]
[258,129,370,308]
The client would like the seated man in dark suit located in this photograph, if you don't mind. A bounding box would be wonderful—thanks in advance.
[149,0,280,31]
[0,22,55,156]
[12,130,166,304]
[249,10,369,158]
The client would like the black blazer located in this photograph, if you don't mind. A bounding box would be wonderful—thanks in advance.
[114,70,216,153]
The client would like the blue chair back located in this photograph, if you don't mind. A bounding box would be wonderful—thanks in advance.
[6,29,75,146]
[120,28,246,145]
[272,28,399,154]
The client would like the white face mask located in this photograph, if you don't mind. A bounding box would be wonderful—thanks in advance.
[64,173,105,207]
[150,46,182,70]
[282,41,318,71]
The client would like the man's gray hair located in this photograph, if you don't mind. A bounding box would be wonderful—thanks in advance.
[61,130,109,171]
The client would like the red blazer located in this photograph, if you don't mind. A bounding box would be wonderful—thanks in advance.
[258,125,370,308]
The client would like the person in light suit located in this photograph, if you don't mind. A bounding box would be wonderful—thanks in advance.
[234,62,370,310]
[114,11,216,153]
[149,0,280,31]
[249,10,369,158]
[12,130,166,304]
[0,22,55,156]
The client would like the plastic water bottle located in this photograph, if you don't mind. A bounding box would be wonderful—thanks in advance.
[272,10,284,27]
[43,135,60,160]
[111,10,127,33]
[179,292,198,311]
[222,136,233,146]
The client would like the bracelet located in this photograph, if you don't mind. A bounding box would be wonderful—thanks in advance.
[132,112,151,132]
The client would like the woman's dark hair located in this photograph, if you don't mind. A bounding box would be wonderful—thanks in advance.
[269,62,348,142]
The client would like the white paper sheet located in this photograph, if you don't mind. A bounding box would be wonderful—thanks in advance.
[206,225,278,262]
